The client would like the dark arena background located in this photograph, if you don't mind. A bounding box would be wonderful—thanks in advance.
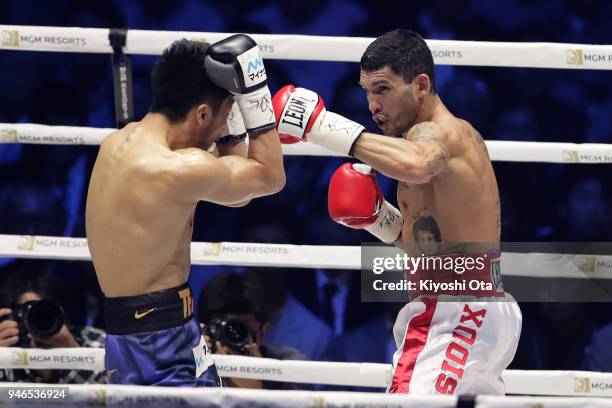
[1,0,612,406]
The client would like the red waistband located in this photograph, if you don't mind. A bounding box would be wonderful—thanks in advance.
[404,250,504,298]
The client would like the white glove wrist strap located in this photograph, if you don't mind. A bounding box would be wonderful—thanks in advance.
[234,86,275,132]
[309,110,364,156]
[364,200,404,243]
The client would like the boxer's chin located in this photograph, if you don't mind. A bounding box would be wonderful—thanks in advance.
[378,122,391,136]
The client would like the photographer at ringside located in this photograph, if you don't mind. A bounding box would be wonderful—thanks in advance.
[198,271,312,390]
[0,261,107,384]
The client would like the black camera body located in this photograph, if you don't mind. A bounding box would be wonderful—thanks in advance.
[204,317,254,355]
[1,300,65,348]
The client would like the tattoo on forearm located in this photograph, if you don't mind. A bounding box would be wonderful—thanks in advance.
[407,122,449,176]
[427,151,449,175]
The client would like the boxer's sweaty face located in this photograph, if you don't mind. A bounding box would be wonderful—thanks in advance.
[360,66,417,137]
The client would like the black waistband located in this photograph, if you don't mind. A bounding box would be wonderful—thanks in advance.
[104,282,194,335]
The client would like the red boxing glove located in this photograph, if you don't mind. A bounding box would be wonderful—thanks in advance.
[328,163,403,243]
[273,85,364,155]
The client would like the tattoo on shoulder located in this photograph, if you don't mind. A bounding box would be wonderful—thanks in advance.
[405,122,441,143]
[407,122,450,176]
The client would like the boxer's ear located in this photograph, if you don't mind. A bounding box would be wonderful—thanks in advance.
[413,74,431,99]
[195,103,211,127]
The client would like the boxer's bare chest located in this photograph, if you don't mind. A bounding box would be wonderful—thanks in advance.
[397,181,442,245]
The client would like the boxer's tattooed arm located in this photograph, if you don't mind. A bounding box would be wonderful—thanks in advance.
[405,122,450,177]
[427,152,449,175]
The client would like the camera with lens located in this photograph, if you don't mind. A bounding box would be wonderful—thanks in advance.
[0,300,65,348]
[204,317,255,355]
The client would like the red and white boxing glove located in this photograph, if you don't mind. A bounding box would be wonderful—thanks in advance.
[273,85,365,156]
[328,163,404,243]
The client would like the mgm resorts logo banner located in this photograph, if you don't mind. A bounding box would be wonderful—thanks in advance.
[201,242,289,257]
[12,351,28,366]
[566,49,583,65]
[1,30,19,46]
[17,235,89,251]
[567,48,612,66]
[574,377,612,394]
[1,29,87,48]
[1,129,18,142]
[561,149,612,164]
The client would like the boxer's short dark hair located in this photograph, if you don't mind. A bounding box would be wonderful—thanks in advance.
[360,29,436,93]
[198,272,267,325]
[150,39,230,122]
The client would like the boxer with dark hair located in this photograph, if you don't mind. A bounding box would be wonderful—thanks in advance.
[273,29,520,395]
[86,35,285,386]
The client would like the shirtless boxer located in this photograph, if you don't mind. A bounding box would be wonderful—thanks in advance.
[86,35,285,386]
[273,29,521,395]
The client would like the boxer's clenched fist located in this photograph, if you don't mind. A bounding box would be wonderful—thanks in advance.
[328,163,403,243]
[273,85,365,156]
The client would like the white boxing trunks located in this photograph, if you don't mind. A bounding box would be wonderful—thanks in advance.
[388,251,522,395]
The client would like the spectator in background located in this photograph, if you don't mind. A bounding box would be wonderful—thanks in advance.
[198,272,312,390]
[544,178,610,241]
[22,78,95,236]
[511,302,595,370]
[584,322,612,372]
[244,268,333,361]
[0,261,106,383]
[322,302,404,391]
[289,198,383,335]
[112,0,225,33]
[493,106,539,142]
[237,214,333,361]
[0,180,66,237]
[585,98,612,144]
[61,0,124,128]
[245,0,367,103]
[441,70,493,133]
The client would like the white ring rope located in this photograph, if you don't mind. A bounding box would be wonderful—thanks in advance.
[0,385,609,408]
[2,123,612,163]
[0,383,456,408]
[1,234,611,279]
[1,347,612,397]
[2,26,611,408]
[1,25,612,70]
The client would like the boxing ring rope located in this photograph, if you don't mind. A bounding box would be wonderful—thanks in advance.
[1,234,612,279]
[2,25,612,407]
[2,25,612,69]
[2,123,612,163]
[0,385,609,408]
[2,347,612,398]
